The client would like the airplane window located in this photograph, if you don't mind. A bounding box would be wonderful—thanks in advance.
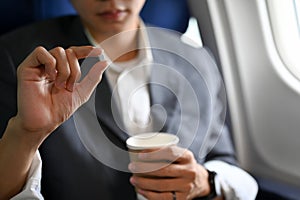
[267,0,300,81]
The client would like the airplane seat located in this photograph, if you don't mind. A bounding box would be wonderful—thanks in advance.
[0,0,190,36]
[32,0,76,21]
[0,0,76,35]
[140,0,191,33]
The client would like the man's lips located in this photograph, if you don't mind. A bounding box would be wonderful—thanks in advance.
[98,10,127,20]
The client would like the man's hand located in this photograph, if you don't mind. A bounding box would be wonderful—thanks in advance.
[0,46,106,199]
[128,146,211,200]
[15,45,106,141]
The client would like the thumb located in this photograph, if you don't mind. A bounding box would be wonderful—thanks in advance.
[76,60,108,104]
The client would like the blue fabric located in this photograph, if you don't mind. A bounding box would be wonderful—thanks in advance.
[0,0,190,35]
[0,0,76,35]
[33,0,76,20]
[140,0,190,33]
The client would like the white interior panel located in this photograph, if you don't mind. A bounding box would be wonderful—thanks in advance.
[206,0,300,187]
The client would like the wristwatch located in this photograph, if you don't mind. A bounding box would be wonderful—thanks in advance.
[196,169,217,200]
[206,170,218,199]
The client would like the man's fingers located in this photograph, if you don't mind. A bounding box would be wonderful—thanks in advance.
[69,46,103,59]
[135,189,179,200]
[18,45,105,93]
[129,161,172,174]
[18,46,57,79]
[65,49,81,91]
[49,47,70,89]
[76,61,107,103]
[130,176,186,192]
[137,146,193,164]
[129,161,184,176]
[48,46,102,90]
[23,46,55,67]
[64,46,103,91]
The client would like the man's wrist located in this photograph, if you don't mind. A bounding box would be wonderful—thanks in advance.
[195,169,218,200]
[4,117,44,151]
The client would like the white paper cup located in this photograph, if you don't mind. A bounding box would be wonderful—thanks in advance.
[126,132,179,172]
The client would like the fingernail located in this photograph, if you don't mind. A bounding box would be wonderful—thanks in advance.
[128,163,135,171]
[136,188,145,196]
[130,177,136,185]
[93,47,104,54]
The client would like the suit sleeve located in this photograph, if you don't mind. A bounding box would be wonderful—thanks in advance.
[0,40,18,138]
[186,47,237,165]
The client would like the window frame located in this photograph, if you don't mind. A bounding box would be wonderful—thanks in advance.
[266,0,300,81]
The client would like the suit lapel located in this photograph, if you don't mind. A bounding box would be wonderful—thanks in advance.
[95,74,129,143]
[68,17,129,144]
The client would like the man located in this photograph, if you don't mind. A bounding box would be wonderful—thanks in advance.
[0,0,257,199]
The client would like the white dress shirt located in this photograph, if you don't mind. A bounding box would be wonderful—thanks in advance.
[13,20,258,199]
[11,151,44,200]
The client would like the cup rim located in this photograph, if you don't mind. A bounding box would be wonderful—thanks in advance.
[126,132,179,150]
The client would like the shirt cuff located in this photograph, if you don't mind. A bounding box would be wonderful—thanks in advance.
[11,150,44,200]
[204,160,258,200]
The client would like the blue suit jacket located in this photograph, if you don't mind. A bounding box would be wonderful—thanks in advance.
[0,16,236,199]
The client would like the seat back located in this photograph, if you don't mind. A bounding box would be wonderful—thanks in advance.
[1,0,190,35]
[140,0,190,33]
[0,0,76,35]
